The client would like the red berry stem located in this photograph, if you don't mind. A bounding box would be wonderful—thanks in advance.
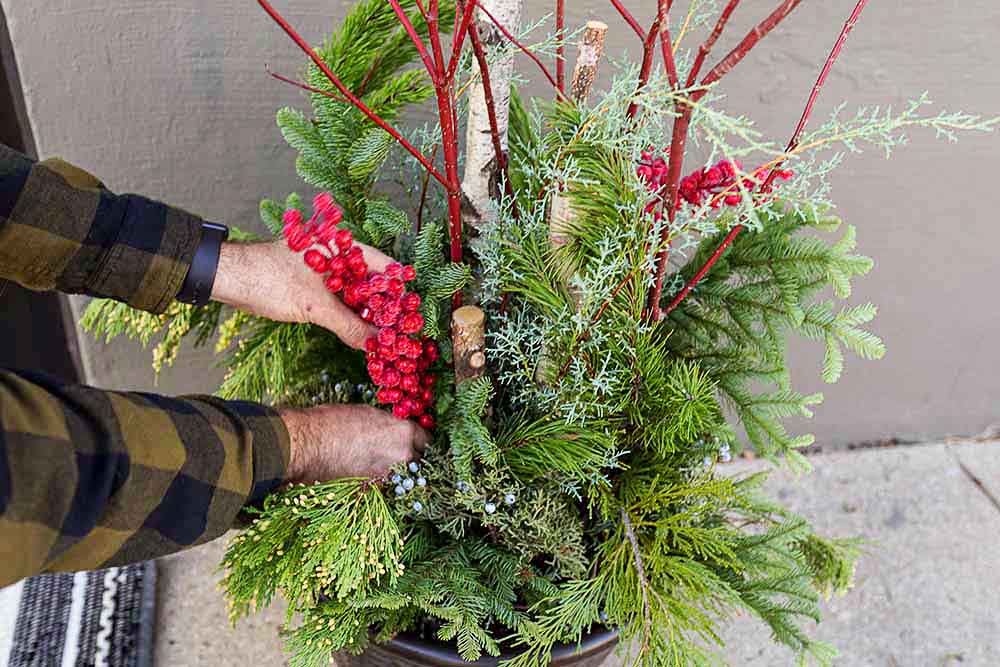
[283,193,439,426]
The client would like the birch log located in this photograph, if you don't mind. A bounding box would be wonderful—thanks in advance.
[549,21,609,250]
[461,0,522,232]
[538,22,609,385]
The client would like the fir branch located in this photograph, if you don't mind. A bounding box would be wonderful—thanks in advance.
[257,0,448,186]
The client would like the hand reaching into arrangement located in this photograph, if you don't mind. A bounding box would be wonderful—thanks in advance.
[211,239,394,349]
[279,404,429,483]
[212,239,428,482]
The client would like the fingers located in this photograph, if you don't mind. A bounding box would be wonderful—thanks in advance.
[313,297,377,350]
[301,243,398,349]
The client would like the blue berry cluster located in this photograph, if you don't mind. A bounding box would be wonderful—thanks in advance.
[697,437,733,468]
[392,461,427,513]
[310,371,375,405]
[454,480,518,515]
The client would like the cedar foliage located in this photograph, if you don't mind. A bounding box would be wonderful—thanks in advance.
[80,3,997,666]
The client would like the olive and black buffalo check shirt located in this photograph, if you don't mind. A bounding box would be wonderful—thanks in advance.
[0,144,290,588]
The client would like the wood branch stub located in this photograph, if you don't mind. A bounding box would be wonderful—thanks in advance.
[570,21,608,104]
[451,305,487,383]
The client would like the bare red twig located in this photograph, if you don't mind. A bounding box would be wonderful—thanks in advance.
[660,0,870,318]
[701,0,804,88]
[426,3,449,76]
[473,0,565,99]
[608,0,644,39]
[646,110,691,314]
[647,0,806,316]
[627,3,666,118]
[686,0,741,87]
[266,67,348,103]
[417,144,440,233]
[556,0,566,94]
[356,55,383,97]
[763,0,869,188]
[414,0,429,22]
[387,0,441,84]
[256,0,448,188]
[392,0,469,304]
[446,2,478,81]
[658,22,679,89]
[660,224,740,315]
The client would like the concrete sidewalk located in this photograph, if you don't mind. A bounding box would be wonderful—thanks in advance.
[154,441,1000,666]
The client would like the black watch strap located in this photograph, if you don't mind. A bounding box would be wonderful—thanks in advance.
[177,222,229,306]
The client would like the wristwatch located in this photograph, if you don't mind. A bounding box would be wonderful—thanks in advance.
[176,221,229,306]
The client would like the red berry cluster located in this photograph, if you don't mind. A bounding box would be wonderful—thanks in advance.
[282,193,439,429]
[637,151,793,219]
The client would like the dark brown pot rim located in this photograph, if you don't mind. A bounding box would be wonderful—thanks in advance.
[381,628,619,667]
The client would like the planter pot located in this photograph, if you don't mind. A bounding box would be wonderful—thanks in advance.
[336,629,618,667]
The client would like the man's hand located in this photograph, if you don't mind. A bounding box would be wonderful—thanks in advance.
[279,404,430,483]
[211,239,393,349]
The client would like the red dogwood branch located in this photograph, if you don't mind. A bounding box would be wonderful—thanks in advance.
[700,0,804,88]
[660,224,740,315]
[414,0,429,22]
[556,0,566,93]
[256,0,448,188]
[660,0,870,318]
[608,0,644,39]
[763,0,869,188]
[647,0,806,316]
[387,0,440,84]
[447,2,478,81]
[646,109,691,314]
[686,0,741,86]
[426,3,449,75]
[658,23,679,89]
[467,16,518,211]
[473,0,565,98]
[626,4,666,119]
[266,67,348,103]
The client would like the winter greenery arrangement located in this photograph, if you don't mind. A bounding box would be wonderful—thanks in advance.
[82,0,997,665]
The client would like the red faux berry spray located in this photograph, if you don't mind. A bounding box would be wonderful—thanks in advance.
[283,193,438,429]
[637,151,793,218]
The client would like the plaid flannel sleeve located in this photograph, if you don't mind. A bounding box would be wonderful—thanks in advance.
[0,369,291,588]
[0,142,202,314]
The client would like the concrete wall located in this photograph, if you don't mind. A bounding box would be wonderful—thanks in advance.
[3,1,998,445]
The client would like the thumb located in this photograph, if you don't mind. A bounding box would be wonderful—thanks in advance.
[314,296,377,350]
[411,424,430,452]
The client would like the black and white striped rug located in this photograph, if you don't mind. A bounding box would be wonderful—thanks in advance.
[0,563,155,667]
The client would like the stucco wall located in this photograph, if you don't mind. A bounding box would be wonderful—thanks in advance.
[3,1,998,445]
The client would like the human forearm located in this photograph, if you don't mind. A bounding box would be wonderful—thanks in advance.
[0,143,203,313]
[0,369,289,586]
